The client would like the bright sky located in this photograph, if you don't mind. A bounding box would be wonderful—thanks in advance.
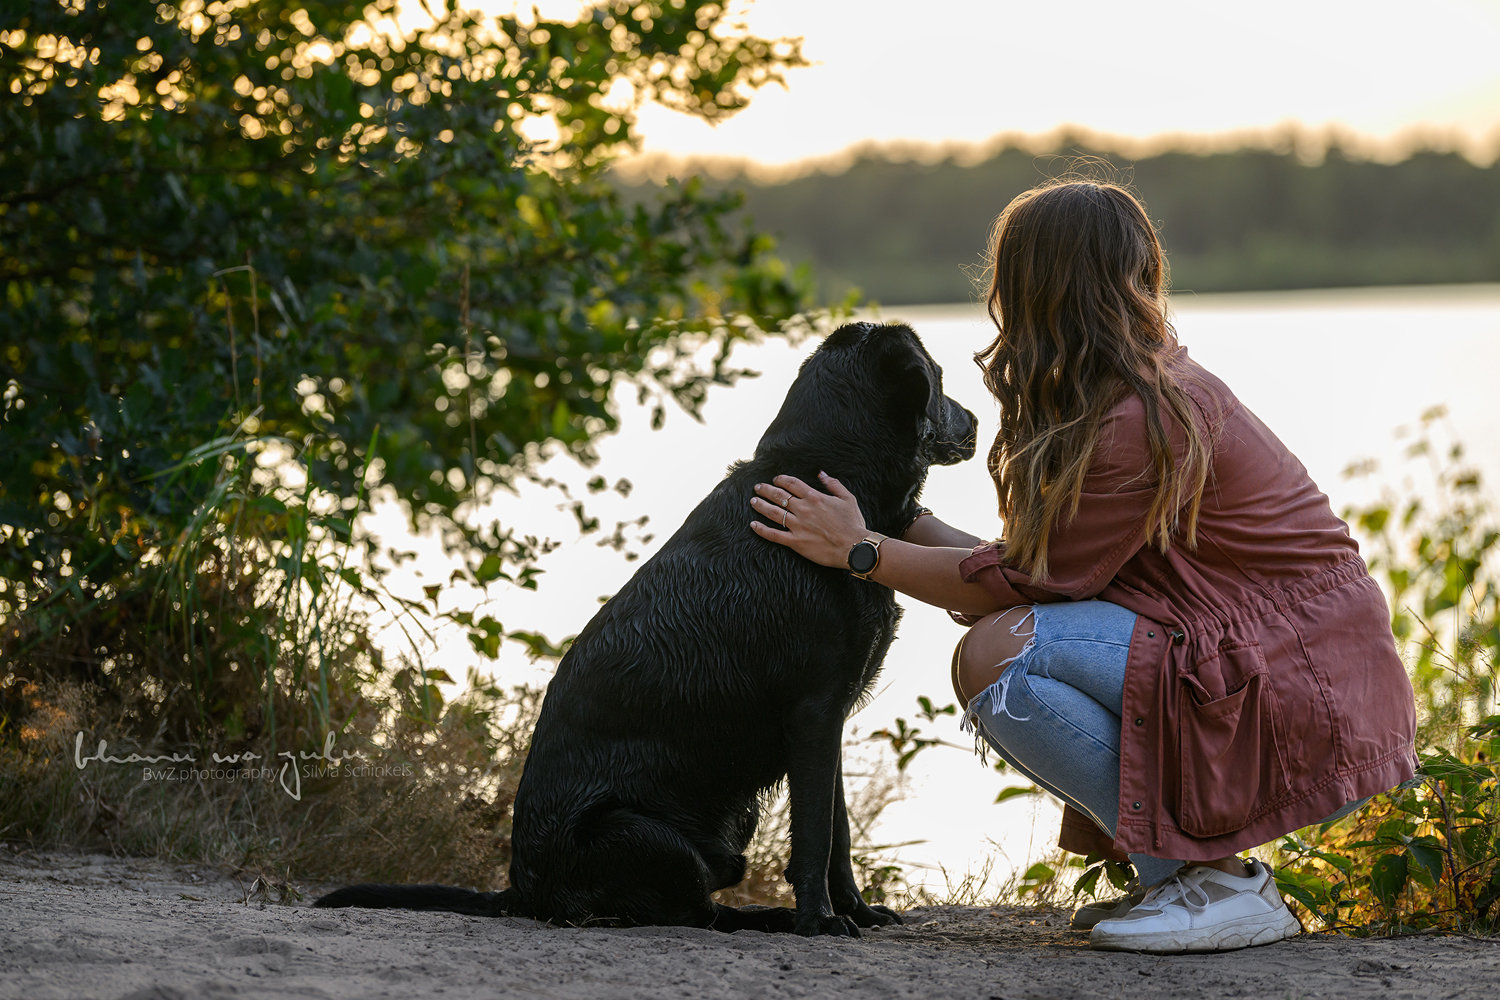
[624,0,1500,168]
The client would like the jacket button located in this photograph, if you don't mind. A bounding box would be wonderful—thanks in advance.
[1134,717,1144,726]
[1172,630,1185,645]
[1147,631,1155,638]
[1132,801,1142,810]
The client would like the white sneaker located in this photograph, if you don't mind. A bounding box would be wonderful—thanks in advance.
[1089,859,1302,953]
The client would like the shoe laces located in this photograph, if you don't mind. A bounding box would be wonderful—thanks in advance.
[1138,871,1212,914]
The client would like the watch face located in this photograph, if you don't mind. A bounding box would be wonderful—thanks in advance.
[848,540,879,575]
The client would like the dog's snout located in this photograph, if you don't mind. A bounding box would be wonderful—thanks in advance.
[931,397,978,465]
[918,395,978,464]
[958,405,978,454]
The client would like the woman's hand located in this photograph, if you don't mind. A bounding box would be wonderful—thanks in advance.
[751,473,1005,615]
[750,472,870,569]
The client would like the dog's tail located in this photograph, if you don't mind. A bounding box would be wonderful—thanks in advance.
[313,883,529,918]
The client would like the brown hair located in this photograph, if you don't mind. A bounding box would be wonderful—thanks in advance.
[976,180,1210,580]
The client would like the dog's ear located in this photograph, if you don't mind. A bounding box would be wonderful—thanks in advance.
[876,327,943,435]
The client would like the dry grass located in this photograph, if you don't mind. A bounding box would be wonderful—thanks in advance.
[0,674,540,890]
[3,674,936,909]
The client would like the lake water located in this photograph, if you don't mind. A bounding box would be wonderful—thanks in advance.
[365,284,1500,894]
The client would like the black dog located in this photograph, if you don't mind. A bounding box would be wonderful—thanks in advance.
[316,322,977,936]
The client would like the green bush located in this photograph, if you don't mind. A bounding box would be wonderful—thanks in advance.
[0,0,816,882]
[1275,410,1499,934]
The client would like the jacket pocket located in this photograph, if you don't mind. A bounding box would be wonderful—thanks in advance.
[1177,640,1290,838]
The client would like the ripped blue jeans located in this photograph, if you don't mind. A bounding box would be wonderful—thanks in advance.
[964,600,1186,888]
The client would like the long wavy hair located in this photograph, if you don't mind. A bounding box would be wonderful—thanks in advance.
[977,180,1210,580]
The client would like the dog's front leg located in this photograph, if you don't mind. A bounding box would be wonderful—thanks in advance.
[784,703,859,937]
[829,755,902,927]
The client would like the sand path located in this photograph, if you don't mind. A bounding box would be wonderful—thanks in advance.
[2,849,1496,999]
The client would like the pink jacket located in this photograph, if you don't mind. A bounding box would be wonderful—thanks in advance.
[958,349,1417,861]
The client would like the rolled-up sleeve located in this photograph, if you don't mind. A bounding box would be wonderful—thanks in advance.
[958,393,1171,605]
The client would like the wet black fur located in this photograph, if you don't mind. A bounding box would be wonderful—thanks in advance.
[316,323,977,936]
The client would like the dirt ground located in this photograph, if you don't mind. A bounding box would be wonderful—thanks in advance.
[2,848,1498,1000]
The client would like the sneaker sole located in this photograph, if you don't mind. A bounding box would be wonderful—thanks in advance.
[1089,906,1303,953]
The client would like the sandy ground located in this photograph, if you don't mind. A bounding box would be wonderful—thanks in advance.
[3,848,1498,1000]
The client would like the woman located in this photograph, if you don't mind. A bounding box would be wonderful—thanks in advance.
[748,180,1417,953]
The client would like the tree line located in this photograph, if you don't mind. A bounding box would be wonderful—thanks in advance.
[631,139,1500,304]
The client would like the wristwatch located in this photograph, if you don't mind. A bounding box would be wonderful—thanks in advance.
[847,533,888,579]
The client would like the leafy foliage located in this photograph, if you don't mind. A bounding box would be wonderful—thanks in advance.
[1069,850,1135,902]
[0,1,813,752]
[870,695,962,771]
[1015,860,1056,897]
[1274,412,1499,934]
[869,694,1013,784]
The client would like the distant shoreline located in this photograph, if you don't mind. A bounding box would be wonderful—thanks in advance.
[855,282,1500,321]
[620,144,1500,307]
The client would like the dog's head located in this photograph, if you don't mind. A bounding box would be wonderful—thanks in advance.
[823,321,977,466]
[761,322,977,469]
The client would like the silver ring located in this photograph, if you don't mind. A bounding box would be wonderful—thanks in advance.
[779,509,787,528]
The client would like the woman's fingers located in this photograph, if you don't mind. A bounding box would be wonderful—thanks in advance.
[754,476,824,514]
[818,471,856,502]
[749,473,868,569]
[749,518,796,546]
[752,481,795,509]
[755,474,854,510]
[749,495,793,524]
[771,474,811,499]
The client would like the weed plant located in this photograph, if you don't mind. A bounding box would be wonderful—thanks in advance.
[1274,411,1499,935]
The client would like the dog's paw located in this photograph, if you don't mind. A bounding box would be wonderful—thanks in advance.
[833,899,902,927]
[857,903,903,927]
[794,912,861,938]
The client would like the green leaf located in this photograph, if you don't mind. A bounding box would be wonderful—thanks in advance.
[1072,865,1103,900]
[1476,869,1500,920]
[1404,840,1445,886]
[1306,849,1356,874]
[468,630,502,660]
[995,784,1041,804]
[1103,860,1135,892]
[916,696,956,721]
[1276,877,1329,919]
[1017,862,1056,896]
[1370,853,1410,909]
[474,554,504,587]
[1376,818,1415,842]
[505,629,574,663]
